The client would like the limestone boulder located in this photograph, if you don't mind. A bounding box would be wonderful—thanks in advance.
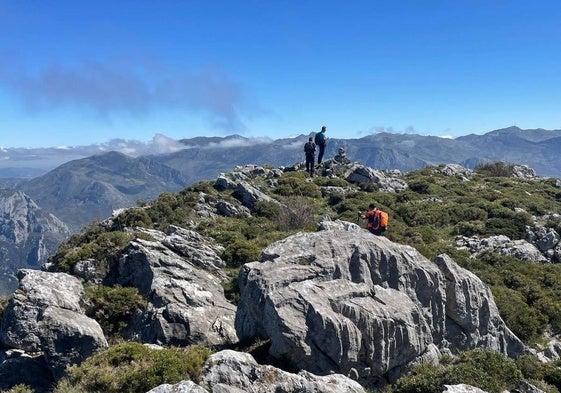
[455,235,548,263]
[234,181,280,209]
[148,350,366,393]
[0,269,108,379]
[525,225,560,253]
[342,164,408,192]
[108,237,237,347]
[236,225,523,386]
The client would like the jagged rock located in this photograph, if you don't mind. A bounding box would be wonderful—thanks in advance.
[455,235,548,263]
[147,350,366,393]
[216,199,251,218]
[0,349,54,393]
[214,174,238,191]
[342,164,408,192]
[234,181,280,209]
[148,380,208,392]
[109,238,237,346]
[437,164,473,179]
[0,269,108,379]
[434,254,523,357]
[321,186,356,198]
[163,225,227,271]
[231,164,283,179]
[525,225,560,253]
[443,385,487,393]
[235,227,523,386]
[512,164,538,179]
[72,258,104,284]
[317,218,362,232]
[517,380,548,393]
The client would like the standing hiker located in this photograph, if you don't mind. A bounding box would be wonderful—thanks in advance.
[304,137,316,177]
[314,126,329,164]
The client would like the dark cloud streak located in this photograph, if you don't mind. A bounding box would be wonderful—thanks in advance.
[0,55,250,132]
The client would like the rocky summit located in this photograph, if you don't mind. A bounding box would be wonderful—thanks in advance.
[1,159,561,392]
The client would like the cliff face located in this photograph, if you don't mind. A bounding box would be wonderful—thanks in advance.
[0,189,69,296]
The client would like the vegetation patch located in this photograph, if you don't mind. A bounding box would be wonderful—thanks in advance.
[84,284,147,339]
[392,349,522,393]
[54,342,211,393]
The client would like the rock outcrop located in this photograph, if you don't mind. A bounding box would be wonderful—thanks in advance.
[235,223,524,386]
[0,269,108,380]
[456,220,561,263]
[106,230,237,347]
[148,350,366,393]
[455,235,547,262]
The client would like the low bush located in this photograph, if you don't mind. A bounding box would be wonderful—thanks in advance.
[54,342,211,393]
[274,196,318,231]
[393,349,522,393]
[475,161,515,177]
[49,230,133,273]
[84,284,147,338]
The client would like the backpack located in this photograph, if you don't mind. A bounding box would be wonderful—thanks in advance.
[304,141,315,155]
[379,211,389,230]
[314,132,323,145]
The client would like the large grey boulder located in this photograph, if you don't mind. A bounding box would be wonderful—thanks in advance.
[526,225,560,253]
[512,164,538,179]
[234,181,280,209]
[437,164,473,179]
[455,235,548,263]
[148,350,366,393]
[236,226,523,386]
[0,269,108,379]
[342,164,408,192]
[109,237,237,347]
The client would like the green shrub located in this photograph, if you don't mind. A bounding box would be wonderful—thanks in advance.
[492,286,546,343]
[274,196,318,231]
[6,384,34,393]
[544,363,561,392]
[393,350,521,393]
[49,230,133,273]
[394,362,445,393]
[274,173,321,197]
[54,342,211,393]
[222,237,262,267]
[408,180,433,194]
[254,200,283,219]
[515,354,546,380]
[475,161,515,177]
[84,285,147,338]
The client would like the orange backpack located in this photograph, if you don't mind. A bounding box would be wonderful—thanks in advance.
[379,211,389,229]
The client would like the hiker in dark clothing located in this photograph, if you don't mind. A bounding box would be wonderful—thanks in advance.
[304,137,316,177]
[314,126,329,164]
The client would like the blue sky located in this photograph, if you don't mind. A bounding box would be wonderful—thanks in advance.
[1,1,560,148]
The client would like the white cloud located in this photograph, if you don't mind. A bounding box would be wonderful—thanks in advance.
[203,137,272,149]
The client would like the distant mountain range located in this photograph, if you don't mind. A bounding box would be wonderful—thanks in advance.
[0,126,561,295]
[1,126,561,232]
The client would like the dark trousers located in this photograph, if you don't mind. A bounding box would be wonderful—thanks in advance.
[317,143,326,164]
[305,154,315,176]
